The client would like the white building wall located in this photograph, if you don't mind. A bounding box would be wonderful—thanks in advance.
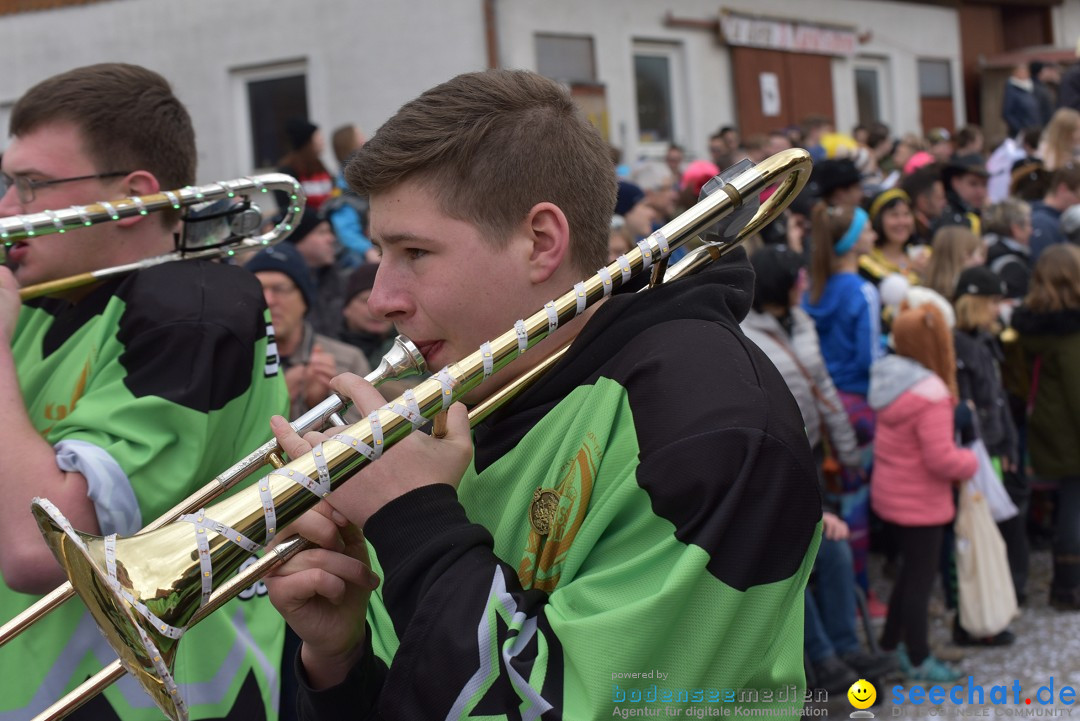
[497,0,961,163]
[0,0,489,181]
[1053,0,1080,51]
[0,0,962,180]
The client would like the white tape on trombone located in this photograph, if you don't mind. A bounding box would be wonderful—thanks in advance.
[331,423,383,464]
[651,229,671,258]
[19,217,34,235]
[257,475,279,541]
[311,443,332,488]
[435,368,456,410]
[252,176,265,193]
[134,621,187,716]
[33,499,88,551]
[597,266,614,296]
[368,410,385,457]
[481,342,494,378]
[636,238,655,270]
[132,196,147,215]
[43,209,65,233]
[515,320,529,355]
[100,201,119,220]
[74,206,92,226]
[191,512,214,605]
[574,282,587,316]
[103,534,186,640]
[271,467,332,500]
[384,388,424,428]
[545,302,559,333]
[163,191,180,209]
[617,254,632,284]
[178,511,260,554]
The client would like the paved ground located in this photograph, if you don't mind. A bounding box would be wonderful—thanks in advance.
[804,549,1080,720]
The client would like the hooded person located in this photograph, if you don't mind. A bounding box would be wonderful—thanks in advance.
[277,116,335,212]
[245,243,370,418]
[742,246,898,691]
[868,303,977,682]
[1011,244,1080,609]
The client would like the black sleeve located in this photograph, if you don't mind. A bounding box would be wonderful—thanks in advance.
[297,631,387,721]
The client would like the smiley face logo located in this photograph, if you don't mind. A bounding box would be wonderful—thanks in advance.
[848,678,877,709]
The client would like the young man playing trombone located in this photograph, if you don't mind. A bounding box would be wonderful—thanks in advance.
[266,69,822,719]
[0,64,288,720]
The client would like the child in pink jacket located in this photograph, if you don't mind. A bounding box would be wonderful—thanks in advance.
[868,302,977,683]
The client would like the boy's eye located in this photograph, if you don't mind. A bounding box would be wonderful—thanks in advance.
[406,248,428,260]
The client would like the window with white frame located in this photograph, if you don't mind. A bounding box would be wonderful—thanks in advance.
[231,61,310,175]
[633,41,685,153]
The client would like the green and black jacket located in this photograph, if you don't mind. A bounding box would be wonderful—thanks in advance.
[4,261,288,721]
[299,249,822,720]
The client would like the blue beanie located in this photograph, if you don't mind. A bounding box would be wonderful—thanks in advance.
[614,181,645,217]
[245,243,316,311]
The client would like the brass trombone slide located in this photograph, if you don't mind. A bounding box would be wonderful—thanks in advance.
[0,336,425,647]
[31,149,812,721]
[4,173,307,301]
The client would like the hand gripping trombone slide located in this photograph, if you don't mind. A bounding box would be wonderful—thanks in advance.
[28,148,812,721]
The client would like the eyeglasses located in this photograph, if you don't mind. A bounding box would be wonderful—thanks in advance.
[0,171,131,204]
[261,283,299,297]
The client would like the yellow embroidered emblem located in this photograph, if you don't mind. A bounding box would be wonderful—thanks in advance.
[528,488,561,536]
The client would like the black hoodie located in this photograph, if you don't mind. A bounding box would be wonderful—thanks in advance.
[297,248,822,719]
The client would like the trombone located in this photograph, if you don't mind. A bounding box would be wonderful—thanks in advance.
[0,170,427,643]
[4,173,307,301]
[28,149,812,721]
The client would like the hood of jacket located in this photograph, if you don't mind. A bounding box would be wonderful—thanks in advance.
[868,354,933,411]
[1012,307,1080,353]
[472,247,755,467]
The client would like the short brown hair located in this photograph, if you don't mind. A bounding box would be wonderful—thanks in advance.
[10,63,195,193]
[1026,244,1080,313]
[346,70,615,273]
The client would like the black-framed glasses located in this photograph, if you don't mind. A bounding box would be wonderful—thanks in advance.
[0,171,131,204]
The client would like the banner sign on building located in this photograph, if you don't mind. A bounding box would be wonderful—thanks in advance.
[719,9,858,57]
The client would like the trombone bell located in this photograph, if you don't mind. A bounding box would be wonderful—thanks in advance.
[33,499,251,721]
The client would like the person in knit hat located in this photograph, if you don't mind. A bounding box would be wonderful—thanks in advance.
[287,208,346,338]
[868,303,978,682]
[613,180,656,240]
[341,262,394,365]
[953,266,1027,624]
[277,116,334,212]
[245,244,369,418]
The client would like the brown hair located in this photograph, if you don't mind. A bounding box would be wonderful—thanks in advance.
[925,225,982,298]
[808,201,853,303]
[893,303,959,399]
[331,124,362,165]
[10,63,195,210]
[346,70,615,273]
[954,294,999,333]
[1025,243,1080,312]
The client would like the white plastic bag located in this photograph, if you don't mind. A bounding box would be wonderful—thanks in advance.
[968,439,1018,522]
[955,483,1019,637]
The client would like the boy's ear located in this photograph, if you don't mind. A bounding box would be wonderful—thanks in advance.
[524,202,571,284]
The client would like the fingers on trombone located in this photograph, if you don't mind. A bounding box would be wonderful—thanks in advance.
[329,372,385,415]
[274,504,348,554]
[270,550,378,606]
